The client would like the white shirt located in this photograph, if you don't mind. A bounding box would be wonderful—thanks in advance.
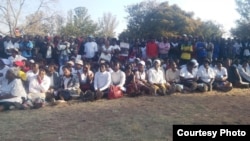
[111,45,121,51]
[213,67,228,79]
[180,66,197,79]
[84,41,98,58]
[29,75,50,94]
[26,70,39,82]
[58,41,70,56]
[111,70,126,88]
[197,65,215,83]
[148,67,166,84]
[135,70,147,81]
[166,68,180,83]
[100,45,113,62]
[4,41,14,55]
[0,79,27,103]
[94,71,111,91]
[80,70,93,84]
[238,65,250,82]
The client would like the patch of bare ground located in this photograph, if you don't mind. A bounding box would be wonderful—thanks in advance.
[0,88,250,141]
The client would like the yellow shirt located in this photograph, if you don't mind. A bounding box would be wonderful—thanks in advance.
[18,71,27,81]
[180,45,193,60]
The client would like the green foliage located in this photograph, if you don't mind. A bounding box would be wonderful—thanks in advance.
[120,0,223,40]
[60,7,98,37]
[231,0,250,38]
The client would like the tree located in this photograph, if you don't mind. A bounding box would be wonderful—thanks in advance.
[0,0,57,36]
[196,21,224,39]
[60,7,98,37]
[97,12,119,37]
[231,0,250,38]
[120,0,223,40]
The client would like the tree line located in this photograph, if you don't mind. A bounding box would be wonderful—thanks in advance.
[0,0,249,39]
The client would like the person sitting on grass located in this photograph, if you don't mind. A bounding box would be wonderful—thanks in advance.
[79,62,94,92]
[238,59,250,83]
[46,63,60,102]
[94,63,111,99]
[111,61,126,92]
[179,61,198,93]
[165,61,184,93]
[124,65,137,96]
[147,59,168,96]
[56,65,81,103]
[213,60,233,92]
[134,60,154,95]
[26,67,50,108]
[0,68,27,111]
[224,58,249,88]
[197,59,215,92]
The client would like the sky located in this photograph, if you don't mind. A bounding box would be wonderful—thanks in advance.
[2,0,240,37]
[57,0,241,37]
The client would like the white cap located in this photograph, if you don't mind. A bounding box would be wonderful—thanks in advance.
[75,59,83,65]
[191,59,199,67]
[139,61,145,66]
[67,61,74,66]
[154,59,161,65]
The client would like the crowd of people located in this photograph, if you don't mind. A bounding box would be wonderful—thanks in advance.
[0,34,250,111]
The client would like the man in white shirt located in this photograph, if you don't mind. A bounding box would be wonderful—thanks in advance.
[3,36,14,56]
[197,59,215,92]
[148,59,167,95]
[0,68,27,111]
[28,67,50,107]
[180,61,198,93]
[111,61,126,91]
[26,62,39,83]
[84,36,98,61]
[8,48,26,66]
[94,63,111,99]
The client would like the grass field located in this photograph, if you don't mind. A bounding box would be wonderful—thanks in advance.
[0,89,250,141]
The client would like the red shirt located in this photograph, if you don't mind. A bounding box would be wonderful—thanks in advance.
[146,42,158,58]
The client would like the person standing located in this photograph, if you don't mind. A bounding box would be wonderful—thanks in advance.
[158,37,171,60]
[84,35,98,62]
[146,37,158,60]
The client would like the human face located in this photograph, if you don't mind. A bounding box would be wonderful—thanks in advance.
[63,68,71,77]
[32,64,39,73]
[39,70,46,79]
[138,64,144,72]
[171,63,177,71]
[154,62,160,70]
[100,65,106,72]
[113,64,120,72]
[48,65,55,73]
[217,63,222,69]
[83,64,90,72]
[204,62,209,69]
[75,64,82,70]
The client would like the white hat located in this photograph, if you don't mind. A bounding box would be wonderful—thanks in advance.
[75,59,83,65]
[154,59,161,65]
[67,61,74,66]
[191,59,199,67]
[29,59,35,64]
[139,61,145,66]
